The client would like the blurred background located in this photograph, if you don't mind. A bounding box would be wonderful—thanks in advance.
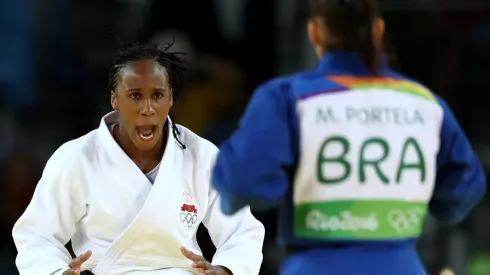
[0,0,489,274]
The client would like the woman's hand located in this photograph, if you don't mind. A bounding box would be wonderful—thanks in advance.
[62,250,92,275]
[180,247,232,275]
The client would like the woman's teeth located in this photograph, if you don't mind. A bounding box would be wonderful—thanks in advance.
[137,126,155,140]
[139,131,154,140]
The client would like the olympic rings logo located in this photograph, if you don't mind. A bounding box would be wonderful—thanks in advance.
[387,207,424,234]
[180,212,198,227]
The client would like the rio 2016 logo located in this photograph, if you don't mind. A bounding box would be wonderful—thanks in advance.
[180,191,198,227]
[387,207,424,233]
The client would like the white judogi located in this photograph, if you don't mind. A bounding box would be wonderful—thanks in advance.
[12,112,265,275]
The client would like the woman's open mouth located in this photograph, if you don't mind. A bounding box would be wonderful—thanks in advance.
[136,125,156,141]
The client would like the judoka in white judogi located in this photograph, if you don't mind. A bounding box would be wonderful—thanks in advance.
[12,42,265,275]
[13,112,264,275]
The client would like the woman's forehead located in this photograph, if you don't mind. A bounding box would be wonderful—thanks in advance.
[118,60,169,87]
[120,59,167,78]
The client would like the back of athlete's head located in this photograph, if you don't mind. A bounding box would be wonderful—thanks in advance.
[308,0,384,74]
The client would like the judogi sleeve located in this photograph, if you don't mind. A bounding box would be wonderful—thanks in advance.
[429,96,487,225]
[12,144,86,275]
[211,79,299,215]
[202,164,265,275]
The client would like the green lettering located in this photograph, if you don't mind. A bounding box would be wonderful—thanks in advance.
[396,137,426,183]
[316,136,351,184]
[316,135,426,185]
[359,138,390,184]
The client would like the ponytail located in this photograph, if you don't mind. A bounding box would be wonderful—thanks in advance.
[358,22,380,74]
[358,0,380,74]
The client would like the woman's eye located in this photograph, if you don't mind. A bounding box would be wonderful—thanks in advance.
[130,93,140,99]
[153,92,163,99]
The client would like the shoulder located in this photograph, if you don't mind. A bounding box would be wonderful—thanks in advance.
[385,71,440,104]
[174,124,218,165]
[246,75,299,111]
[258,75,294,90]
[252,67,338,99]
[36,131,97,195]
[44,130,97,175]
[255,75,294,98]
[257,70,344,102]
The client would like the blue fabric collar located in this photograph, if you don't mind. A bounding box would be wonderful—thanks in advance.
[315,52,391,76]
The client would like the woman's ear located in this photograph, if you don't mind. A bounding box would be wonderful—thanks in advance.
[170,89,174,107]
[111,92,119,110]
[372,17,385,49]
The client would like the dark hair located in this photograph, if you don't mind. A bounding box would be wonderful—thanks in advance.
[108,40,188,149]
[309,0,381,73]
[107,40,188,102]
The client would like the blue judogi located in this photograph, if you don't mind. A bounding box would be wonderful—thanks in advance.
[212,52,486,275]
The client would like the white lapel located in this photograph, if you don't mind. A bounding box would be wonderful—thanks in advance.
[96,111,175,187]
[94,111,179,275]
